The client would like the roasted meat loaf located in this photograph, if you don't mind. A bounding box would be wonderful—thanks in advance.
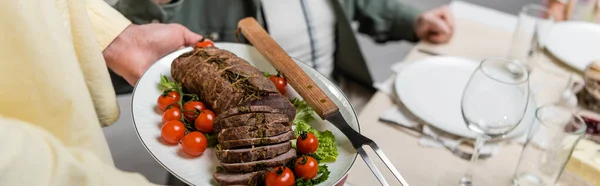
[172,47,298,186]
[171,48,295,119]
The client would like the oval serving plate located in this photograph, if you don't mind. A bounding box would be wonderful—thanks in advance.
[132,43,358,185]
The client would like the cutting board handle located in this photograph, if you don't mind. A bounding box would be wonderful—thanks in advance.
[237,17,339,118]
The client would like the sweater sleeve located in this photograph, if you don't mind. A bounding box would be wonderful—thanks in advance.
[353,0,422,43]
[0,116,157,186]
[85,0,132,50]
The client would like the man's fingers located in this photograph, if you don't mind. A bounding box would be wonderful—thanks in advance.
[424,16,453,44]
[182,29,203,46]
[429,17,451,35]
[428,33,451,44]
[168,23,203,46]
[439,6,455,29]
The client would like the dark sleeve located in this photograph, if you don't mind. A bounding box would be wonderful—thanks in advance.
[112,0,184,24]
[352,0,422,43]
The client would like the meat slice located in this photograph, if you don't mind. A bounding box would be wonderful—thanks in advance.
[246,93,296,121]
[216,142,292,163]
[220,131,296,149]
[220,149,297,173]
[214,113,290,133]
[218,123,291,143]
[215,105,282,122]
[213,170,267,186]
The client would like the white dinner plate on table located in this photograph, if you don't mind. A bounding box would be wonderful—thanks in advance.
[546,21,600,71]
[131,43,358,185]
[394,56,536,139]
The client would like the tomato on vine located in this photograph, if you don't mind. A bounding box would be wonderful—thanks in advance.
[265,166,295,186]
[161,120,185,145]
[296,131,318,154]
[183,100,206,122]
[265,72,287,94]
[195,38,215,48]
[157,91,180,111]
[181,132,208,156]
[195,110,215,133]
[294,156,319,180]
[162,107,182,124]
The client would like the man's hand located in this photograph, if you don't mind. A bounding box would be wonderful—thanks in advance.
[103,23,202,85]
[547,1,567,21]
[415,6,454,44]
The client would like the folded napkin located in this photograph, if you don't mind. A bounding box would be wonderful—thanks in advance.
[374,61,527,155]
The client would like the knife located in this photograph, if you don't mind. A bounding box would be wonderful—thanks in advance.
[237,17,409,186]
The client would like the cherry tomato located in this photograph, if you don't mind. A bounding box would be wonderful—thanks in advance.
[157,91,181,111]
[162,107,182,124]
[269,75,287,95]
[161,120,185,144]
[265,166,295,186]
[296,132,318,154]
[195,110,215,133]
[195,39,214,48]
[181,131,208,156]
[294,156,319,180]
[183,100,206,122]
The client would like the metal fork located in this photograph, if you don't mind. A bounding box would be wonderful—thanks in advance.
[354,136,410,186]
[326,113,409,186]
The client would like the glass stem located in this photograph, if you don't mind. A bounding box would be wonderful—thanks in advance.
[460,136,487,186]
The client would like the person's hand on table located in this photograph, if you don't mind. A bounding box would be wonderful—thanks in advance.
[103,23,202,85]
[415,5,454,44]
[547,0,567,21]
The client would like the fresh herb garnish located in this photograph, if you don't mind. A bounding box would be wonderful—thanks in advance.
[294,165,331,186]
[205,133,218,148]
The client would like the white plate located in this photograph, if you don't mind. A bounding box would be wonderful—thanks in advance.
[132,43,358,185]
[546,21,600,71]
[394,56,536,139]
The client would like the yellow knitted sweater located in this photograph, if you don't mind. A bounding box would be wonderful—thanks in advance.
[0,0,155,185]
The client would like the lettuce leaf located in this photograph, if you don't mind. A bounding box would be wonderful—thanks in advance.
[292,98,315,125]
[291,98,339,162]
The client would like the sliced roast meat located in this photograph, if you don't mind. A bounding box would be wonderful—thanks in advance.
[220,131,296,149]
[215,105,282,122]
[220,149,297,173]
[214,112,290,133]
[171,47,279,115]
[218,123,291,142]
[246,93,296,121]
[216,142,292,163]
[213,170,267,186]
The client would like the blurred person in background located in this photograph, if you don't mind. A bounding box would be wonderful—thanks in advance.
[0,0,201,185]
[111,0,455,112]
[547,0,600,22]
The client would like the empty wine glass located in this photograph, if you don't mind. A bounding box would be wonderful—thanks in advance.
[439,58,530,186]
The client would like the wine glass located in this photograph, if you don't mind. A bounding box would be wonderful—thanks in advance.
[439,58,530,186]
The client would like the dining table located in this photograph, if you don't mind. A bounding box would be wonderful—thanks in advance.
[344,1,597,186]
